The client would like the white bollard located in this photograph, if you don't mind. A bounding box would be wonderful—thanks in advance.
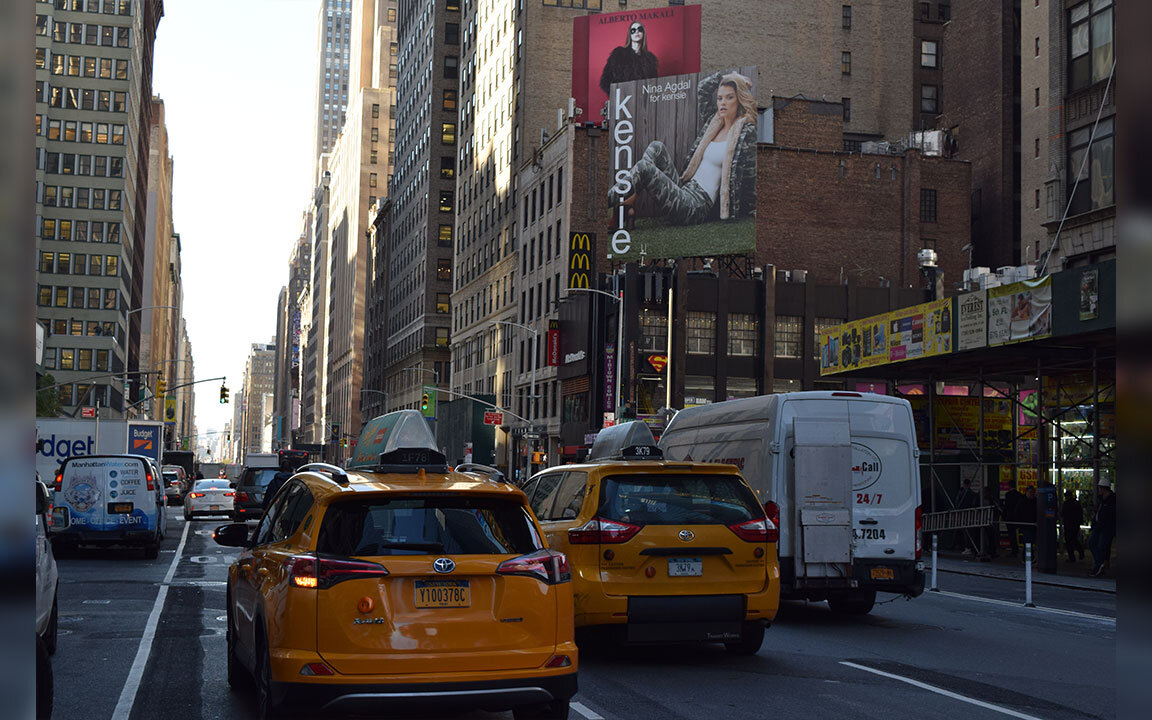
[930,533,939,591]
[1024,542,1035,607]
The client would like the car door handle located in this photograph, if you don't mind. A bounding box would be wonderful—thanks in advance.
[859,519,878,525]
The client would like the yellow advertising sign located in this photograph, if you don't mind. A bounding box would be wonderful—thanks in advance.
[164,395,177,425]
[819,297,953,375]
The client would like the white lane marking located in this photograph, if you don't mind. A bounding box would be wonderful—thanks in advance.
[840,661,1045,720]
[931,589,1116,624]
[110,519,191,720]
[571,701,605,720]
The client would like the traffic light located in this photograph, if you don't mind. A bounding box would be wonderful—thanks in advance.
[219,385,229,404]
[420,386,436,417]
[331,423,341,442]
[421,392,430,413]
[157,377,167,396]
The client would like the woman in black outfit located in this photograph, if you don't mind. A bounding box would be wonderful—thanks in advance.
[599,21,659,95]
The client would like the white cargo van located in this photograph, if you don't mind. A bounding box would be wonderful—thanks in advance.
[50,454,165,558]
[659,391,924,614]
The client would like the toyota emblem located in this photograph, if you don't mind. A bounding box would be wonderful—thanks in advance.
[433,557,456,574]
[678,530,695,542]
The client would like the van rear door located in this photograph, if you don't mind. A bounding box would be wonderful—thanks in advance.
[847,401,919,563]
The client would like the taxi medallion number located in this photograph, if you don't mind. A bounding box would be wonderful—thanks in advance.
[668,558,702,577]
[870,567,895,580]
[415,579,471,608]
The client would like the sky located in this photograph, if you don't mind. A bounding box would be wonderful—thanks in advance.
[152,1,318,444]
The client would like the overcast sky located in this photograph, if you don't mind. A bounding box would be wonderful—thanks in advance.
[152,1,318,443]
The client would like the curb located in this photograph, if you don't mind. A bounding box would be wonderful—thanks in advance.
[937,566,1116,595]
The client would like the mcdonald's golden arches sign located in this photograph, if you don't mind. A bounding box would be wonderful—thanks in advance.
[568,232,594,289]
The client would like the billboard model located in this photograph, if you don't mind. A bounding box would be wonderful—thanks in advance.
[608,65,759,260]
[571,5,701,120]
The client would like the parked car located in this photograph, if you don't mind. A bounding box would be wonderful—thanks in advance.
[213,410,577,720]
[50,454,165,558]
[524,421,778,653]
[36,479,58,654]
[162,464,188,505]
[184,479,235,520]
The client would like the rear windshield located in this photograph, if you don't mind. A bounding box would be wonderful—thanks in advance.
[598,474,764,526]
[239,468,279,488]
[162,472,179,481]
[192,480,230,491]
[317,495,542,557]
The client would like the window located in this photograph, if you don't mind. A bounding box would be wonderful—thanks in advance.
[105,255,118,276]
[842,5,852,28]
[920,2,930,20]
[921,40,938,68]
[371,103,379,118]
[435,327,449,348]
[939,1,951,21]
[442,89,456,110]
[437,258,452,281]
[438,224,453,246]
[436,292,450,313]
[1034,138,1040,158]
[1035,188,1041,209]
[439,191,453,213]
[920,188,938,222]
[1067,117,1114,214]
[1035,87,1040,107]
[1068,1,1113,92]
[1035,37,1040,57]
[369,172,377,188]
[441,122,456,144]
[921,84,939,113]
[841,51,852,74]
[440,156,454,179]
[40,252,55,273]
[769,315,803,358]
[686,312,716,355]
[842,97,851,123]
[57,253,71,274]
[445,22,459,44]
[638,309,667,352]
[443,56,458,79]
[725,315,757,357]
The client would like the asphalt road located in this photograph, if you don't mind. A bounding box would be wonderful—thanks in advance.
[48,511,1115,720]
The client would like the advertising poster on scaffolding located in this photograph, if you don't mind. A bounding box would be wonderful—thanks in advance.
[988,276,1052,346]
[956,289,987,351]
[819,297,953,375]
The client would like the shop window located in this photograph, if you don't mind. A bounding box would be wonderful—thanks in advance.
[686,312,716,355]
[684,376,714,408]
[774,315,801,358]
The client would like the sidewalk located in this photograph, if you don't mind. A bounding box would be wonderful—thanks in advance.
[929,551,1116,594]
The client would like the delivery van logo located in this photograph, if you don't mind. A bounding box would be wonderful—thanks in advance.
[133,437,153,452]
[850,443,883,491]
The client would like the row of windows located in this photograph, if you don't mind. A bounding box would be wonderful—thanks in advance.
[42,118,126,145]
[523,169,564,229]
[47,382,112,409]
[522,221,564,275]
[44,317,118,340]
[40,78,131,111]
[42,346,115,374]
[45,23,130,49]
[41,151,125,178]
[40,218,122,243]
[38,285,121,310]
[40,184,121,210]
[47,0,133,16]
[685,313,843,359]
[39,251,119,276]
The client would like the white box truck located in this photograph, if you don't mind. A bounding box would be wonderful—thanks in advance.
[659,391,925,614]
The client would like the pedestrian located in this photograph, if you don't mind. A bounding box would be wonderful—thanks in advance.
[1061,489,1085,563]
[1019,486,1038,555]
[262,459,294,512]
[1089,479,1116,577]
[1003,484,1024,556]
[980,485,1000,560]
[953,478,978,552]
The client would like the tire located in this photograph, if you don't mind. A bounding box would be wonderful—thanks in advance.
[255,633,283,720]
[828,589,877,615]
[36,635,53,720]
[226,599,251,690]
[43,593,58,656]
[143,541,159,560]
[183,508,191,521]
[513,699,570,720]
[724,621,765,655]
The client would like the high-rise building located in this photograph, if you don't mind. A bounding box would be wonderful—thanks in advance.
[239,342,275,456]
[34,0,164,417]
[273,229,310,450]
[312,0,353,173]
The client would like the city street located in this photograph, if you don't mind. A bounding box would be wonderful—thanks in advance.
[50,512,1115,720]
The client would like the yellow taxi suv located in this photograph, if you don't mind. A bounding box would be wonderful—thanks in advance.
[212,410,577,720]
[522,421,780,654]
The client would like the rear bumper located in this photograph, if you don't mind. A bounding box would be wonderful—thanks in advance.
[272,673,578,715]
[51,528,157,546]
[781,558,925,598]
[579,588,777,643]
[233,503,262,520]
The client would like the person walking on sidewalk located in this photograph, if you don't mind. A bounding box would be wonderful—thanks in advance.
[1003,485,1024,557]
[1061,489,1085,563]
[1089,479,1116,577]
[1020,486,1038,555]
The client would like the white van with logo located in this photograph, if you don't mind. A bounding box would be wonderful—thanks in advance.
[51,454,165,558]
[659,391,924,614]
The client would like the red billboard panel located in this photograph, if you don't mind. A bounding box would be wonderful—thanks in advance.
[572,4,702,121]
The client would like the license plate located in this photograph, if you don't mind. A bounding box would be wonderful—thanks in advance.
[870,567,895,580]
[109,502,133,514]
[668,558,703,577]
[210,505,220,511]
[414,579,470,608]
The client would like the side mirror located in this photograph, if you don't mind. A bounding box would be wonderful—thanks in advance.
[213,523,252,548]
[35,482,49,515]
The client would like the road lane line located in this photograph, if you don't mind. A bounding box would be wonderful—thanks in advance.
[931,589,1116,624]
[840,661,1045,720]
[110,519,191,720]
[571,701,605,720]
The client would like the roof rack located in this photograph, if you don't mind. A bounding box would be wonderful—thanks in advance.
[298,462,349,486]
[455,463,510,483]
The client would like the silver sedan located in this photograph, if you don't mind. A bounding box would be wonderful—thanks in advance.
[183,479,234,520]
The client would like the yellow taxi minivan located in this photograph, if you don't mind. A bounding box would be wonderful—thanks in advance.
[522,422,780,654]
[213,410,577,720]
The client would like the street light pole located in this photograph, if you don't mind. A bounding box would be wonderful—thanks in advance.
[492,319,539,483]
[122,305,179,416]
[360,389,389,416]
[566,286,623,422]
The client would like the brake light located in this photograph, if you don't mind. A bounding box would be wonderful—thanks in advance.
[189,492,205,499]
[145,470,154,492]
[729,518,769,543]
[237,491,250,503]
[763,501,780,543]
[497,549,571,584]
[915,505,923,560]
[54,470,63,493]
[223,491,235,497]
[285,555,390,590]
[831,391,862,397]
[545,655,573,668]
[567,517,642,544]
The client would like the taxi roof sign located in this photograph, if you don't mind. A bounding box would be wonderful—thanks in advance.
[350,410,442,469]
[587,421,664,461]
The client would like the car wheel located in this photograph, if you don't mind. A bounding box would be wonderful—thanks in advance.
[828,589,877,615]
[226,599,251,690]
[35,635,53,720]
[724,621,765,655]
[43,592,58,656]
[184,507,192,521]
[513,699,570,720]
[50,537,75,558]
[255,633,283,720]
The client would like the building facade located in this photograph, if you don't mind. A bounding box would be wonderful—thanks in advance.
[239,342,275,457]
[312,0,354,173]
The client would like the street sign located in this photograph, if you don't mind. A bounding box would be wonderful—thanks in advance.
[80,407,96,418]
[483,411,503,426]
[523,433,541,440]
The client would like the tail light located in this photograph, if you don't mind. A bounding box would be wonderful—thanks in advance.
[299,663,334,676]
[763,501,780,543]
[729,517,769,543]
[54,470,63,493]
[915,505,923,560]
[145,470,154,491]
[567,517,642,544]
[237,491,250,503]
[223,491,235,497]
[545,655,573,668]
[189,492,205,499]
[497,549,571,584]
[285,555,390,590]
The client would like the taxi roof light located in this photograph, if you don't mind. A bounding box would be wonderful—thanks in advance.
[587,421,663,461]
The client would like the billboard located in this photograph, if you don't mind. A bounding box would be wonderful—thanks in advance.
[987,275,1052,346]
[568,232,594,289]
[608,65,759,260]
[571,4,702,120]
[819,297,953,375]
